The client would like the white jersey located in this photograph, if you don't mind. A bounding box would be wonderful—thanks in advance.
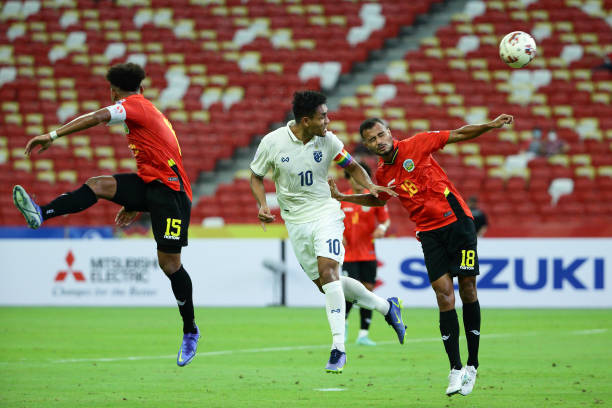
[250,121,352,224]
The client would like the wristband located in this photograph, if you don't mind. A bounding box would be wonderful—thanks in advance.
[49,130,58,140]
[379,224,388,232]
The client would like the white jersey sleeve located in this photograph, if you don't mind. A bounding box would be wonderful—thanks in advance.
[250,136,272,177]
[105,102,126,125]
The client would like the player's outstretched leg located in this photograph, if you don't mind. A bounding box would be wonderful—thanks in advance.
[340,276,406,344]
[383,297,406,344]
[13,185,43,229]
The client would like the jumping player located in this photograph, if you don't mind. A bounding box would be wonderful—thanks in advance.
[249,91,406,374]
[12,63,200,367]
[341,162,391,346]
[329,114,513,394]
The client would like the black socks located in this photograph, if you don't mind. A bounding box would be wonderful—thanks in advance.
[345,302,372,331]
[40,184,98,220]
[168,266,197,334]
[360,307,372,331]
[462,300,481,368]
[345,301,354,319]
[440,309,462,370]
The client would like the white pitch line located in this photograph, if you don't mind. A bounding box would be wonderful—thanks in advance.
[43,332,543,364]
[572,328,607,335]
[1,329,606,365]
[314,388,346,392]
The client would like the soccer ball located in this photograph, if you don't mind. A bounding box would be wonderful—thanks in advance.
[499,31,537,68]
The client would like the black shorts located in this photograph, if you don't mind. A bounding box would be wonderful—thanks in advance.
[417,193,479,283]
[112,173,191,253]
[342,260,377,284]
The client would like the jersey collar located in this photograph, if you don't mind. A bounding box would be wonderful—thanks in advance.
[381,140,400,165]
[286,120,317,146]
[286,120,300,142]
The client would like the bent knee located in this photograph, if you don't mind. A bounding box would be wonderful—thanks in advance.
[85,176,116,199]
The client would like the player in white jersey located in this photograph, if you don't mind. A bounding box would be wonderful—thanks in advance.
[249,91,407,373]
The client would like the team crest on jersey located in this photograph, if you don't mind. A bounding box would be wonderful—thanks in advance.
[403,159,415,172]
[313,151,323,162]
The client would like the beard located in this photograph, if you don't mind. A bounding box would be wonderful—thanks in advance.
[375,144,393,156]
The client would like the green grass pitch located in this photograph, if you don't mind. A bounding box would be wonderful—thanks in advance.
[1,307,611,407]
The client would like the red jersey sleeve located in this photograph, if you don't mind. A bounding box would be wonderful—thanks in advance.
[411,130,450,154]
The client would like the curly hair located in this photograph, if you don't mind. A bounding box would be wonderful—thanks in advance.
[292,90,327,123]
[105,63,146,92]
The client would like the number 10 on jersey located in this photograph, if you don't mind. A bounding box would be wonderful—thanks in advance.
[298,171,313,186]
[326,239,341,255]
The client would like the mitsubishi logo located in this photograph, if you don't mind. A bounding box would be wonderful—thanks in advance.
[54,250,86,282]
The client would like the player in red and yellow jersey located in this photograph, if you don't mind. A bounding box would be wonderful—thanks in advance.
[12,63,199,367]
[329,114,513,396]
[341,162,390,346]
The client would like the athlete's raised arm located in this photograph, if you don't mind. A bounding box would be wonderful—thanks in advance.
[328,178,386,207]
[447,114,513,145]
[24,108,111,156]
[344,160,397,198]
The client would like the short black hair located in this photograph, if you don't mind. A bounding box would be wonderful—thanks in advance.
[292,90,327,123]
[345,161,371,179]
[359,117,387,138]
[106,63,146,92]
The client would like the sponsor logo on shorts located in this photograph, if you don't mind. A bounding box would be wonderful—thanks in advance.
[403,159,415,172]
[460,265,475,270]
[164,235,181,240]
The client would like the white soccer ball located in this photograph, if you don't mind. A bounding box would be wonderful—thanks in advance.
[499,31,537,68]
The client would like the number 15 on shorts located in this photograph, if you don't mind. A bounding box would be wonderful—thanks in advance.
[164,218,181,240]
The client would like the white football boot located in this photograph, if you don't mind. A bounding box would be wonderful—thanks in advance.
[445,367,466,396]
[459,365,477,396]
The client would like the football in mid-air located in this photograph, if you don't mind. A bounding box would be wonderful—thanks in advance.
[499,31,537,68]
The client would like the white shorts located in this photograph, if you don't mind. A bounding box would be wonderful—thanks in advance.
[286,213,345,280]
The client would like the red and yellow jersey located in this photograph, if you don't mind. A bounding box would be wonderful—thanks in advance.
[106,94,192,201]
[375,131,472,232]
[341,188,389,262]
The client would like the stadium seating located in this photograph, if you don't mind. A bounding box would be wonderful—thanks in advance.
[1,0,610,237]
[317,0,612,236]
[0,0,440,226]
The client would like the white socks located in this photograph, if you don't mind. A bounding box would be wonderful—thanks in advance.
[322,280,345,352]
[358,329,369,339]
[340,276,390,316]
